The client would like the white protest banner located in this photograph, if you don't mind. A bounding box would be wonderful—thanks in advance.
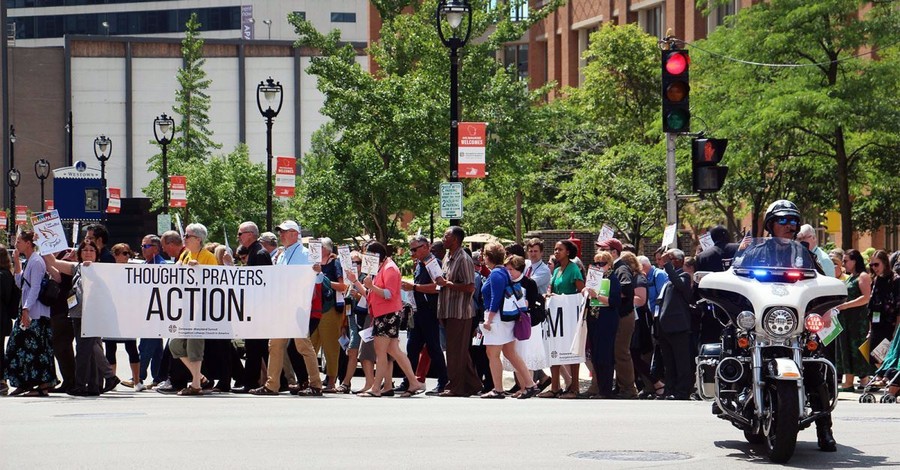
[308,240,323,264]
[543,293,586,366]
[698,232,714,252]
[82,264,317,339]
[274,156,296,199]
[662,223,678,249]
[31,210,69,255]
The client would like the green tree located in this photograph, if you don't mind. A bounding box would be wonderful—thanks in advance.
[140,14,267,242]
[692,0,900,245]
[290,0,562,243]
[552,24,667,246]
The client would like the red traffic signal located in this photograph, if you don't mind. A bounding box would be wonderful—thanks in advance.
[692,138,728,193]
[661,50,690,133]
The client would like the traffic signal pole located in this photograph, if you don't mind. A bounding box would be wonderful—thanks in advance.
[666,133,678,227]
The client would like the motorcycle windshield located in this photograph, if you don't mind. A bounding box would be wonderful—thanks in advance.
[732,238,817,270]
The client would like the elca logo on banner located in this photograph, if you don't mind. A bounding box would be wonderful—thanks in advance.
[168,325,178,333]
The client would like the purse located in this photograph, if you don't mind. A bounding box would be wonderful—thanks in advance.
[38,274,62,306]
[514,310,532,341]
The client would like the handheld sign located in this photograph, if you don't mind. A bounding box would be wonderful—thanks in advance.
[585,266,609,307]
[662,224,678,249]
[361,253,380,275]
[425,256,444,282]
[597,225,614,244]
[31,210,69,255]
[698,232,714,252]
[338,245,353,272]
[308,240,323,264]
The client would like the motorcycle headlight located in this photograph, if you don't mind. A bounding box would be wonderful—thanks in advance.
[762,307,798,337]
[736,310,756,330]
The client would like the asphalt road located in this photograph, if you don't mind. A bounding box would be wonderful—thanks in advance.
[1,383,898,470]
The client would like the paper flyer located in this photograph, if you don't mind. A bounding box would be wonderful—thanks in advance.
[817,316,843,347]
[585,266,609,307]
[662,223,678,249]
[338,245,353,272]
[31,210,69,255]
[362,253,380,275]
[308,241,322,264]
[424,256,444,282]
[699,232,714,251]
[597,225,614,244]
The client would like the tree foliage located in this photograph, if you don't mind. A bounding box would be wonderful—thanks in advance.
[692,0,900,244]
[290,0,562,243]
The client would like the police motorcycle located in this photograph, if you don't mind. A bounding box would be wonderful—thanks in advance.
[694,237,846,463]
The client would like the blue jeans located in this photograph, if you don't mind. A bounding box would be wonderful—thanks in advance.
[139,338,163,382]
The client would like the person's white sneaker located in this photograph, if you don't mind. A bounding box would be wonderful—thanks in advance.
[134,382,146,392]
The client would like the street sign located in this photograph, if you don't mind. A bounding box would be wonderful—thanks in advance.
[439,182,463,219]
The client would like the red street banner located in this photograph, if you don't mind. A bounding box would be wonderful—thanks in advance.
[0,211,6,231]
[106,188,121,214]
[45,200,54,211]
[16,205,28,226]
[458,122,487,178]
[170,175,187,208]
[275,156,296,198]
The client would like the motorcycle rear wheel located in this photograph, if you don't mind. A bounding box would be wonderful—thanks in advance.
[763,381,800,464]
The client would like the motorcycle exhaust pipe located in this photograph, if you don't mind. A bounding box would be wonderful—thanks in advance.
[716,357,745,384]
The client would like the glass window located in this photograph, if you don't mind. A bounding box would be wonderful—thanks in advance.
[293,11,306,20]
[330,12,356,23]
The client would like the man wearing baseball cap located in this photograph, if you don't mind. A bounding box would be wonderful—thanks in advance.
[595,237,638,399]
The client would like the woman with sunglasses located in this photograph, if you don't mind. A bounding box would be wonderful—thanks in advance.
[833,249,875,391]
[104,243,142,392]
[867,250,899,367]
[582,251,621,399]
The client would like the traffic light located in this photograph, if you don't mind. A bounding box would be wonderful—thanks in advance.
[692,138,728,193]
[662,49,690,133]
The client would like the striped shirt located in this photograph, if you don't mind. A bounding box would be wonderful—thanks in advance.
[437,247,475,320]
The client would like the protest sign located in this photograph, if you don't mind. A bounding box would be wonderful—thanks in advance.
[597,225,614,244]
[338,245,353,273]
[31,210,69,255]
[308,240,322,264]
[362,253,380,275]
[543,294,586,366]
[699,232,714,252]
[662,223,677,249]
[82,264,317,339]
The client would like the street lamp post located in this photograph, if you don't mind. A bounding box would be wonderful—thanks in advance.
[34,159,50,211]
[7,126,16,238]
[154,113,175,214]
[263,19,272,40]
[94,135,112,222]
[435,0,472,227]
[257,77,283,232]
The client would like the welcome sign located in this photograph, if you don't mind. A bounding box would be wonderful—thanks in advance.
[82,264,316,339]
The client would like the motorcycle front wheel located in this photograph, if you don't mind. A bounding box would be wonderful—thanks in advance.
[763,380,800,463]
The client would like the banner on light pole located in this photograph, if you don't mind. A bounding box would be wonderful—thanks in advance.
[170,175,187,208]
[458,122,486,178]
[275,156,296,199]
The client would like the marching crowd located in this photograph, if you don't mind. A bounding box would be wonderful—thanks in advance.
[1,216,898,401]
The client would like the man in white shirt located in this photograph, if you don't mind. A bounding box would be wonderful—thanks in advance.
[525,238,551,294]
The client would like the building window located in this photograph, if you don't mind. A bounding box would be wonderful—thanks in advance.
[640,6,664,39]
[293,11,306,21]
[503,43,529,80]
[9,6,240,39]
[709,0,738,32]
[330,12,356,23]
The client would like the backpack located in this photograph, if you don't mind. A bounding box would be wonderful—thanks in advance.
[320,274,336,313]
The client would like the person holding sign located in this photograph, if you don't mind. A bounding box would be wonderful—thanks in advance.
[5,231,57,396]
[582,251,621,399]
[538,240,585,399]
[399,235,448,395]
[347,242,424,397]
[478,244,539,399]
[170,223,218,396]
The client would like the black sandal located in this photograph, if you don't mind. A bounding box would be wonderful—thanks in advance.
[481,389,506,399]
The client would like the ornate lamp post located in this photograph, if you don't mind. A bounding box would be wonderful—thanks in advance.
[93,135,112,222]
[153,114,175,214]
[34,159,50,211]
[435,0,472,226]
[257,77,283,232]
